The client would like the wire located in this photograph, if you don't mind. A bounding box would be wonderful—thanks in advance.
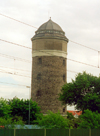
[0,38,99,68]
[33,50,100,69]
[1,13,100,90]
[0,49,99,69]
[0,13,100,75]
[0,39,31,63]
[67,58,97,68]
[0,38,100,53]
[0,69,31,78]
[0,81,30,87]
[69,40,98,52]
[0,52,31,63]
[0,39,31,49]
[0,69,96,88]
[0,13,100,52]
[0,65,30,72]
[0,47,99,71]
[0,13,37,29]
[67,70,78,73]
[0,53,99,79]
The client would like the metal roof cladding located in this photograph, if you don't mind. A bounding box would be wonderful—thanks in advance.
[37,18,63,32]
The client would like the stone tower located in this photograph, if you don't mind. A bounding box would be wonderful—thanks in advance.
[31,18,68,114]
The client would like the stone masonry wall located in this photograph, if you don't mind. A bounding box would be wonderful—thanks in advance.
[31,56,67,114]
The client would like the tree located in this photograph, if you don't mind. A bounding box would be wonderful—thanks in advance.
[0,98,11,119]
[35,111,69,129]
[8,97,41,124]
[76,93,100,113]
[78,109,100,129]
[59,71,100,112]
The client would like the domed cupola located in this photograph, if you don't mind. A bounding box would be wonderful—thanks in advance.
[37,17,63,31]
[31,18,68,42]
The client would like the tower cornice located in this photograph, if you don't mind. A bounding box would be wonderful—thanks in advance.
[31,36,69,42]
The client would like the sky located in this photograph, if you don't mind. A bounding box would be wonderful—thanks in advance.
[0,0,100,110]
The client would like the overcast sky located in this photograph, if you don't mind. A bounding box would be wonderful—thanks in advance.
[0,0,100,110]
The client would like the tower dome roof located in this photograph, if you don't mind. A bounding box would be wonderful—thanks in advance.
[31,19,68,42]
[37,18,63,31]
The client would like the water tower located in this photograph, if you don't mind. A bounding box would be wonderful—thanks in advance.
[31,18,68,114]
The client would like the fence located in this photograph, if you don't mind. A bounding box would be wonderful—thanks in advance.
[0,129,100,136]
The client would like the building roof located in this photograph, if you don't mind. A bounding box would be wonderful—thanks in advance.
[31,18,69,42]
[37,18,63,32]
[67,110,82,116]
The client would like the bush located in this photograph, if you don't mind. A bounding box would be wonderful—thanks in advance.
[69,118,81,128]
[0,117,24,129]
[35,111,69,129]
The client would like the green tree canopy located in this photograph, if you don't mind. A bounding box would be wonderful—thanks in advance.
[0,98,11,119]
[78,109,100,129]
[59,71,100,112]
[8,97,41,124]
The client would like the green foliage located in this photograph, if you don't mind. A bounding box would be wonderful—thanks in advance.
[0,118,12,126]
[0,98,11,119]
[69,118,81,128]
[11,116,23,123]
[76,93,100,113]
[78,109,100,129]
[0,117,24,129]
[8,97,41,124]
[36,111,69,129]
[67,112,75,120]
[66,112,81,128]
[59,71,100,112]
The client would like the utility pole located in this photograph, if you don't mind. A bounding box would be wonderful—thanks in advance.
[26,86,31,125]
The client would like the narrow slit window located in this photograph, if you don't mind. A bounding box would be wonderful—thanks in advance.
[63,107,65,112]
[38,58,42,64]
[36,90,41,97]
[63,74,65,82]
[63,59,65,66]
[37,73,41,80]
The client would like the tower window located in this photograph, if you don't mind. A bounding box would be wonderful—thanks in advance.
[63,74,66,82]
[37,73,41,80]
[63,59,65,66]
[38,58,42,64]
[63,107,65,112]
[36,90,41,97]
